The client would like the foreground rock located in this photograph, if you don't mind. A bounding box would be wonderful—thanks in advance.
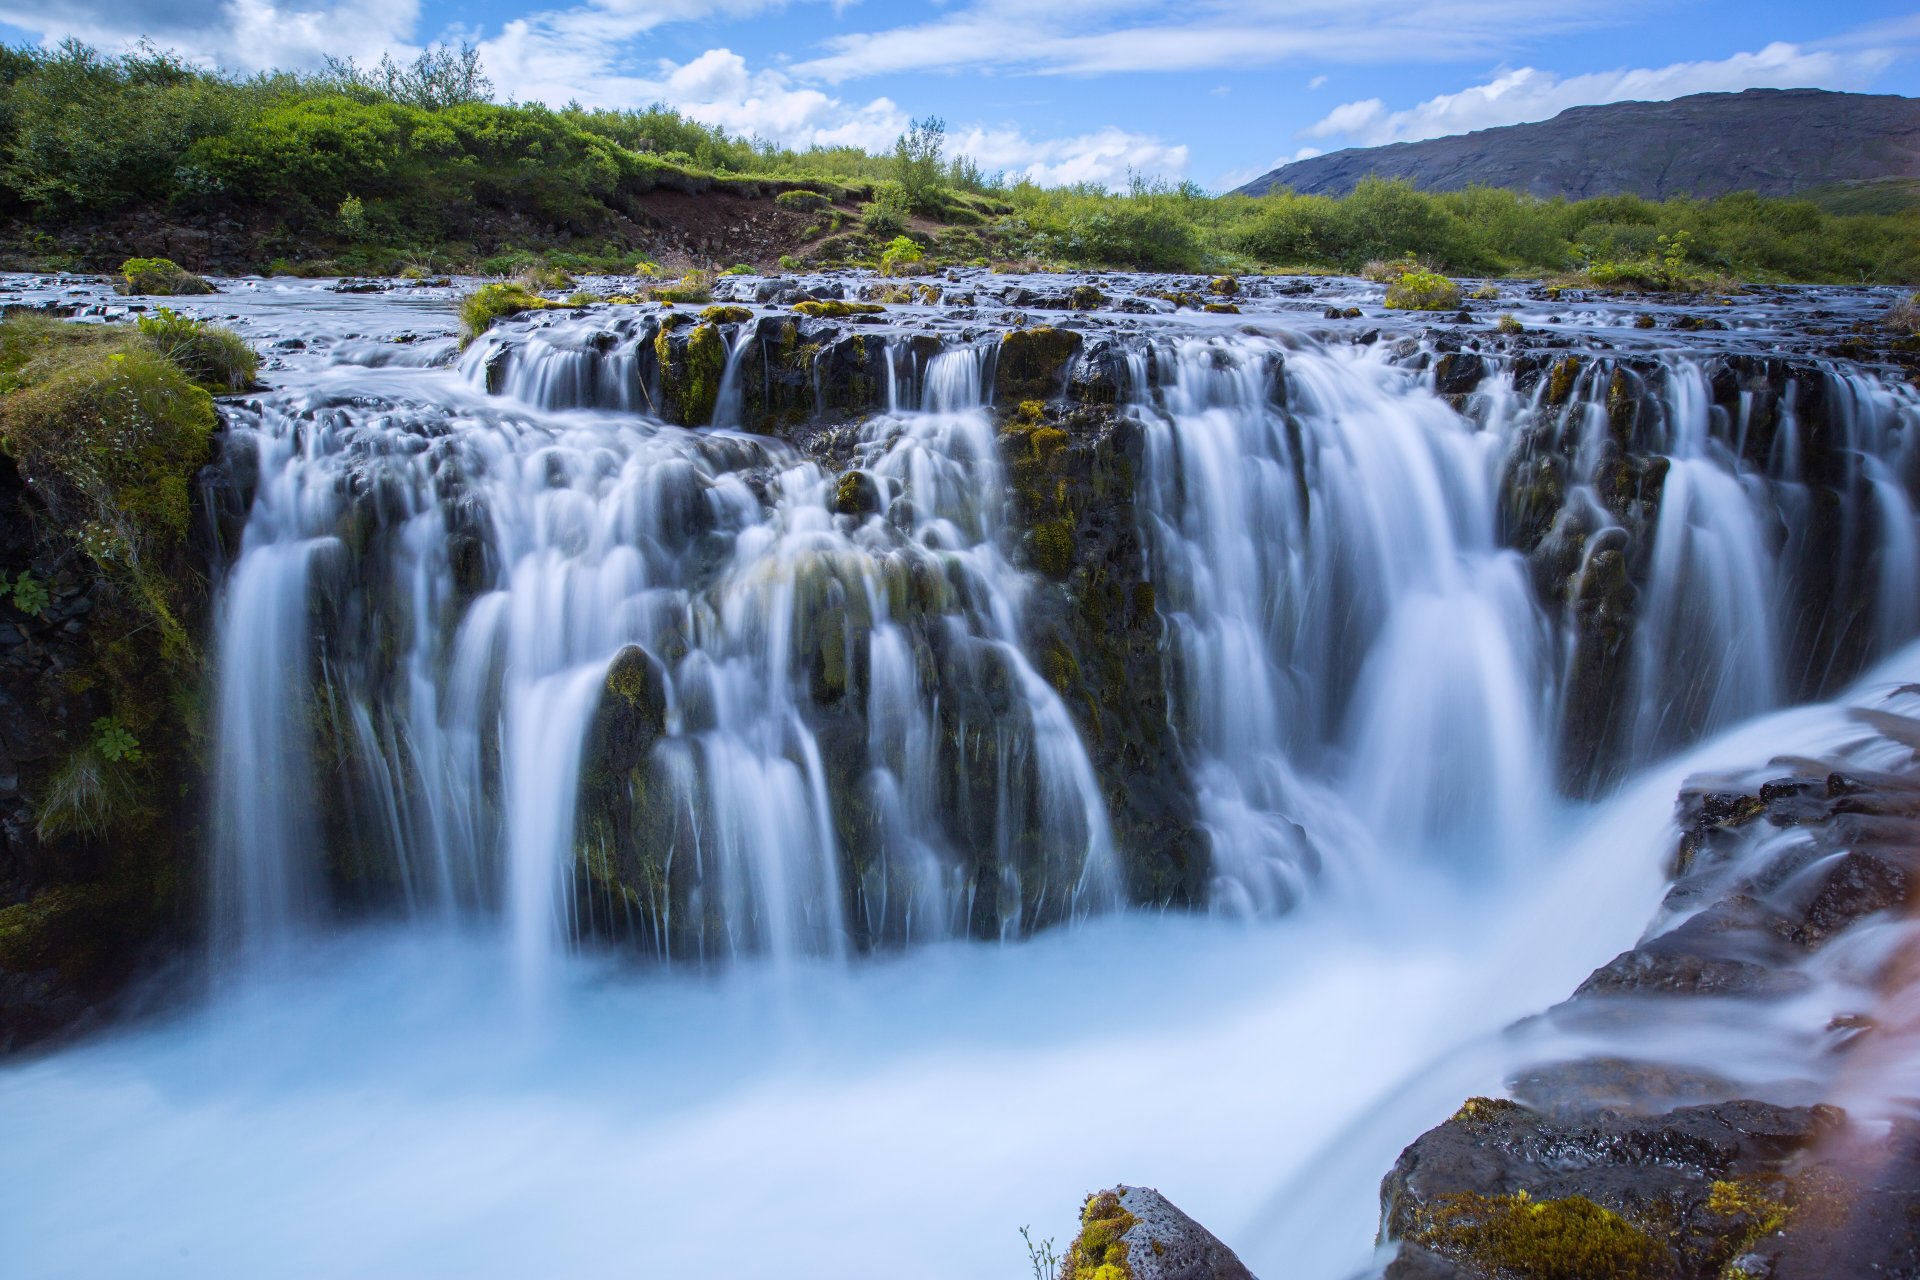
[1062,1186,1257,1280]
[1375,693,1920,1277]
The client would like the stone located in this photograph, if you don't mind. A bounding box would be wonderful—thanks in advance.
[1063,1185,1257,1280]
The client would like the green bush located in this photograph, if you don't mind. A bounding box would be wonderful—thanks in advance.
[879,235,924,276]
[862,181,912,237]
[117,257,213,296]
[1384,270,1462,310]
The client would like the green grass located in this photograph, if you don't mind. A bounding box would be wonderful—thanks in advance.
[2,40,1915,284]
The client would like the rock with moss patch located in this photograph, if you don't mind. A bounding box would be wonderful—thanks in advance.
[1064,1186,1257,1280]
[994,326,1082,403]
[116,257,214,297]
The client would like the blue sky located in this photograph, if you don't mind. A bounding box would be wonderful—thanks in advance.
[8,1,1918,189]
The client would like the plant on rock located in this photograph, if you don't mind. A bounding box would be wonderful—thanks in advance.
[879,235,924,276]
[116,257,213,296]
[1384,270,1463,310]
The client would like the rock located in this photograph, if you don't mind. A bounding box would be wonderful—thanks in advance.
[829,468,881,517]
[1062,1186,1257,1280]
[993,326,1083,403]
[1381,1097,1837,1280]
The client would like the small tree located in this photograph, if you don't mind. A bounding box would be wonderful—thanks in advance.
[893,116,946,213]
[323,42,492,110]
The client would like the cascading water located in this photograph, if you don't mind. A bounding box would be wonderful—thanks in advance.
[6,272,1920,1280]
[210,321,1116,978]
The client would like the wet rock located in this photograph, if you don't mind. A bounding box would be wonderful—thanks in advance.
[1381,1097,1837,1280]
[993,326,1083,402]
[1063,1186,1257,1280]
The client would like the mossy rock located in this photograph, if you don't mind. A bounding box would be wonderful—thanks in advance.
[1202,302,1241,315]
[116,257,213,297]
[994,326,1082,403]
[457,282,558,345]
[1208,276,1240,297]
[1068,285,1108,311]
[654,321,727,426]
[1403,1192,1668,1280]
[792,299,886,319]
[830,469,882,517]
[700,305,753,325]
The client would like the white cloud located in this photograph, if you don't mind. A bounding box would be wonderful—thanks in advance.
[791,0,1654,82]
[953,124,1188,186]
[1305,41,1902,147]
[0,0,425,70]
[1306,74,1327,90]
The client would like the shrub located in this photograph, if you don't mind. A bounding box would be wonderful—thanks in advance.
[117,257,213,296]
[645,271,713,304]
[720,264,753,276]
[879,235,924,276]
[133,308,258,392]
[1384,270,1462,310]
[1885,292,1920,334]
[777,254,805,272]
[862,181,913,237]
[515,263,575,291]
[775,190,830,212]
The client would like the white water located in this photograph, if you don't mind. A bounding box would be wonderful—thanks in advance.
[6,277,1920,1278]
[10,646,1920,1280]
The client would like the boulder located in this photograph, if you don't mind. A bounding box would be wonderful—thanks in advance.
[1062,1186,1257,1280]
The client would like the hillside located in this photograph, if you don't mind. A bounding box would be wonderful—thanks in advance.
[1233,88,1920,200]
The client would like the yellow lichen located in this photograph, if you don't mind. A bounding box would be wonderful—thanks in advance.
[1064,1191,1138,1280]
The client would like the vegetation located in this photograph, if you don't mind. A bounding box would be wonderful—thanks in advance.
[133,308,258,391]
[457,281,559,343]
[117,257,212,296]
[0,40,1912,283]
[1405,1191,1668,1280]
[1062,1190,1139,1280]
[1384,270,1462,310]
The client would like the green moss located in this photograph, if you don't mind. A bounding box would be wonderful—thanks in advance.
[1406,1192,1667,1280]
[700,305,753,325]
[457,282,558,344]
[1202,301,1241,314]
[994,326,1082,402]
[1497,313,1525,335]
[792,299,886,318]
[1034,516,1075,579]
[1547,356,1583,406]
[655,321,726,426]
[1384,270,1462,311]
[1064,1191,1138,1280]
[117,256,213,296]
[1209,275,1240,296]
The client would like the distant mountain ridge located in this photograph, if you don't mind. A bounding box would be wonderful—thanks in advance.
[1232,88,1920,201]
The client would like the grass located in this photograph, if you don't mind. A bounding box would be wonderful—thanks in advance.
[2,41,1915,285]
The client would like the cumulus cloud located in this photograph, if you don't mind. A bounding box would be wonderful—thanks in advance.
[1304,41,1902,147]
[0,0,425,69]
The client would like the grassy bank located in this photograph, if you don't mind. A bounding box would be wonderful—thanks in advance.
[1,40,1915,285]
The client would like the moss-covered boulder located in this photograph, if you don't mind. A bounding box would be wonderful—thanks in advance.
[994,326,1082,403]
[115,257,213,297]
[1063,1186,1257,1280]
[0,317,227,1049]
[655,321,728,426]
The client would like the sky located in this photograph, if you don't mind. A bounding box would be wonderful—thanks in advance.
[6,1,1919,191]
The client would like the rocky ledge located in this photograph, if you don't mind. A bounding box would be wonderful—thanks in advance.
[1374,691,1920,1277]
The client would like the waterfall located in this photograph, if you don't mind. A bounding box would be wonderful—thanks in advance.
[204,299,1920,970]
[1121,332,1920,910]
[210,329,1116,975]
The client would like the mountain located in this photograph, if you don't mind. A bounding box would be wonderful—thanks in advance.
[1232,88,1920,201]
